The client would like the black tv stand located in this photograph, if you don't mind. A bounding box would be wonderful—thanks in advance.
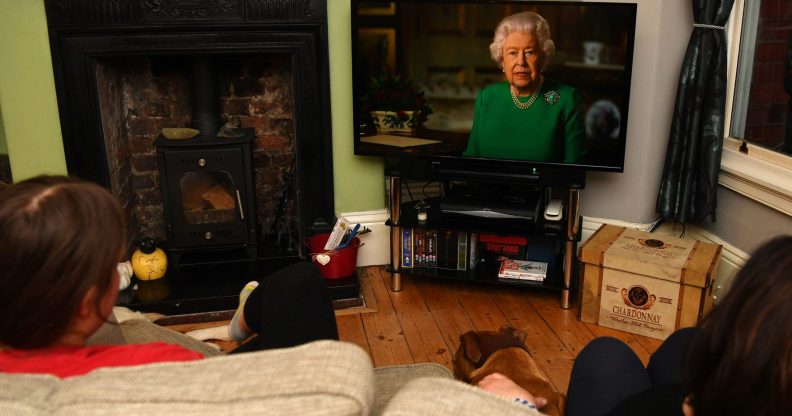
[385,162,583,309]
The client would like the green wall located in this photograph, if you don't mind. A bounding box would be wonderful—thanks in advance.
[0,0,67,180]
[0,0,384,212]
[327,0,386,213]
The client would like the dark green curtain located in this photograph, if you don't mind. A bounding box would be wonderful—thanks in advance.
[656,0,735,223]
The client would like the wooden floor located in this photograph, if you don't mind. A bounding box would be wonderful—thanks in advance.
[339,265,661,394]
[165,265,662,395]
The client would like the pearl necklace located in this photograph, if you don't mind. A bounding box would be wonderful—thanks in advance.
[510,79,544,110]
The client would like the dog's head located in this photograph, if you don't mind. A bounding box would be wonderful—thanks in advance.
[452,325,528,381]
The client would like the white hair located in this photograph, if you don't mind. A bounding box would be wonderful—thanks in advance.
[489,11,555,69]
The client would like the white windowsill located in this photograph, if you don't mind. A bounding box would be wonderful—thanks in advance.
[719,137,792,217]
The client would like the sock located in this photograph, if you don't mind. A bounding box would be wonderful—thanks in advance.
[229,281,259,342]
[185,325,232,342]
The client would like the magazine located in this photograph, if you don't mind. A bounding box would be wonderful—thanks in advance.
[498,258,548,281]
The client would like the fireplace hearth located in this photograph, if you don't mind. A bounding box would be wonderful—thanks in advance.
[44,0,347,313]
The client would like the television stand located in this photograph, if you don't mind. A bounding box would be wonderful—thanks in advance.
[385,170,582,309]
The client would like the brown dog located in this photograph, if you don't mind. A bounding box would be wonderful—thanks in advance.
[453,326,566,416]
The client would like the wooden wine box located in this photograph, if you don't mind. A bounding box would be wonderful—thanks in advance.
[578,225,721,340]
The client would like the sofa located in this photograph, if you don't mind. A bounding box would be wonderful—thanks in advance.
[0,316,543,415]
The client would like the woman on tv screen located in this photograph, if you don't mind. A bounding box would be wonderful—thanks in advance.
[463,11,586,163]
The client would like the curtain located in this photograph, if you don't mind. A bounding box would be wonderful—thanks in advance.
[656,0,735,223]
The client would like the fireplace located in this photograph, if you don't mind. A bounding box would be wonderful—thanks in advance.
[44,0,339,313]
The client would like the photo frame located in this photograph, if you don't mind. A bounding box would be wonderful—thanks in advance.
[422,4,467,36]
[358,28,397,73]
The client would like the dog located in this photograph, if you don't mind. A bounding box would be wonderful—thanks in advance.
[452,325,566,416]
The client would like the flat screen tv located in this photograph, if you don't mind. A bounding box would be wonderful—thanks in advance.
[351,0,637,179]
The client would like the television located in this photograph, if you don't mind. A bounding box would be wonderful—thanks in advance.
[351,0,637,182]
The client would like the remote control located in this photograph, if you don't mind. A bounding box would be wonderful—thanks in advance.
[544,199,563,221]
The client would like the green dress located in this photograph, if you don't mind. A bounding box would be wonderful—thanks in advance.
[463,79,585,163]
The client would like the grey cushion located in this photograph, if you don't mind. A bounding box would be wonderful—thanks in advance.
[372,363,453,414]
[0,340,374,415]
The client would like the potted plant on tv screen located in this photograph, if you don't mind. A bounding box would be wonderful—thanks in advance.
[363,72,432,134]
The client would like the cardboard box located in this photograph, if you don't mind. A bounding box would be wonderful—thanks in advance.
[578,225,721,340]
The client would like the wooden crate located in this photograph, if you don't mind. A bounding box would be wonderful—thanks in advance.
[578,225,721,340]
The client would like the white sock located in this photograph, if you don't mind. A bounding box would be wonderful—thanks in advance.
[186,325,232,342]
[229,281,259,342]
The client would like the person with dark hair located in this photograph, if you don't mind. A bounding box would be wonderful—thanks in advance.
[463,11,585,163]
[479,235,792,415]
[0,175,338,378]
[682,235,792,416]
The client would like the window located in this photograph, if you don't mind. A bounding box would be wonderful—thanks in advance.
[722,0,792,216]
[730,0,791,156]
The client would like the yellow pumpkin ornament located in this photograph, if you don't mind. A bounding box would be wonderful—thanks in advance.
[131,238,168,281]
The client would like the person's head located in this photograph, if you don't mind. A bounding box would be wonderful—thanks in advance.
[489,11,555,95]
[684,235,792,416]
[0,176,126,349]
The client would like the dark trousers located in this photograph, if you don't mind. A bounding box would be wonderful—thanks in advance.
[229,262,339,353]
[565,327,695,416]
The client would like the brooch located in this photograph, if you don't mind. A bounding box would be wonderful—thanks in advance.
[544,90,560,105]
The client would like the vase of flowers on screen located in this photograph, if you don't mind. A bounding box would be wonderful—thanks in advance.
[364,72,432,134]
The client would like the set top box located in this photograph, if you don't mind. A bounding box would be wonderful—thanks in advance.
[579,225,721,340]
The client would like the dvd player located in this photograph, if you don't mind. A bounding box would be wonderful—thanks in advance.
[440,195,539,221]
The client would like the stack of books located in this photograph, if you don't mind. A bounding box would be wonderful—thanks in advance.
[497,258,548,282]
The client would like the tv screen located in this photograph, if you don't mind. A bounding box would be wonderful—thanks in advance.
[351,0,637,173]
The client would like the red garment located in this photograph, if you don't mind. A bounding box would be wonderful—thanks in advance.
[0,342,203,378]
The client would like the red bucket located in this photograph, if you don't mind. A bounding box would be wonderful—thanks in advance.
[306,233,361,279]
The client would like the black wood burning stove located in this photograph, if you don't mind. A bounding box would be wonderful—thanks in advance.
[154,54,258,267]
[155,130,258,267]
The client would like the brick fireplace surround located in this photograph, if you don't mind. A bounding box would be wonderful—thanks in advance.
[44,0,344,314]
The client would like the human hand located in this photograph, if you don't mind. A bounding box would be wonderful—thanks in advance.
[477,372,547,409]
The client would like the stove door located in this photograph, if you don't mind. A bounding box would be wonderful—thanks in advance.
[163,147,251,248]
